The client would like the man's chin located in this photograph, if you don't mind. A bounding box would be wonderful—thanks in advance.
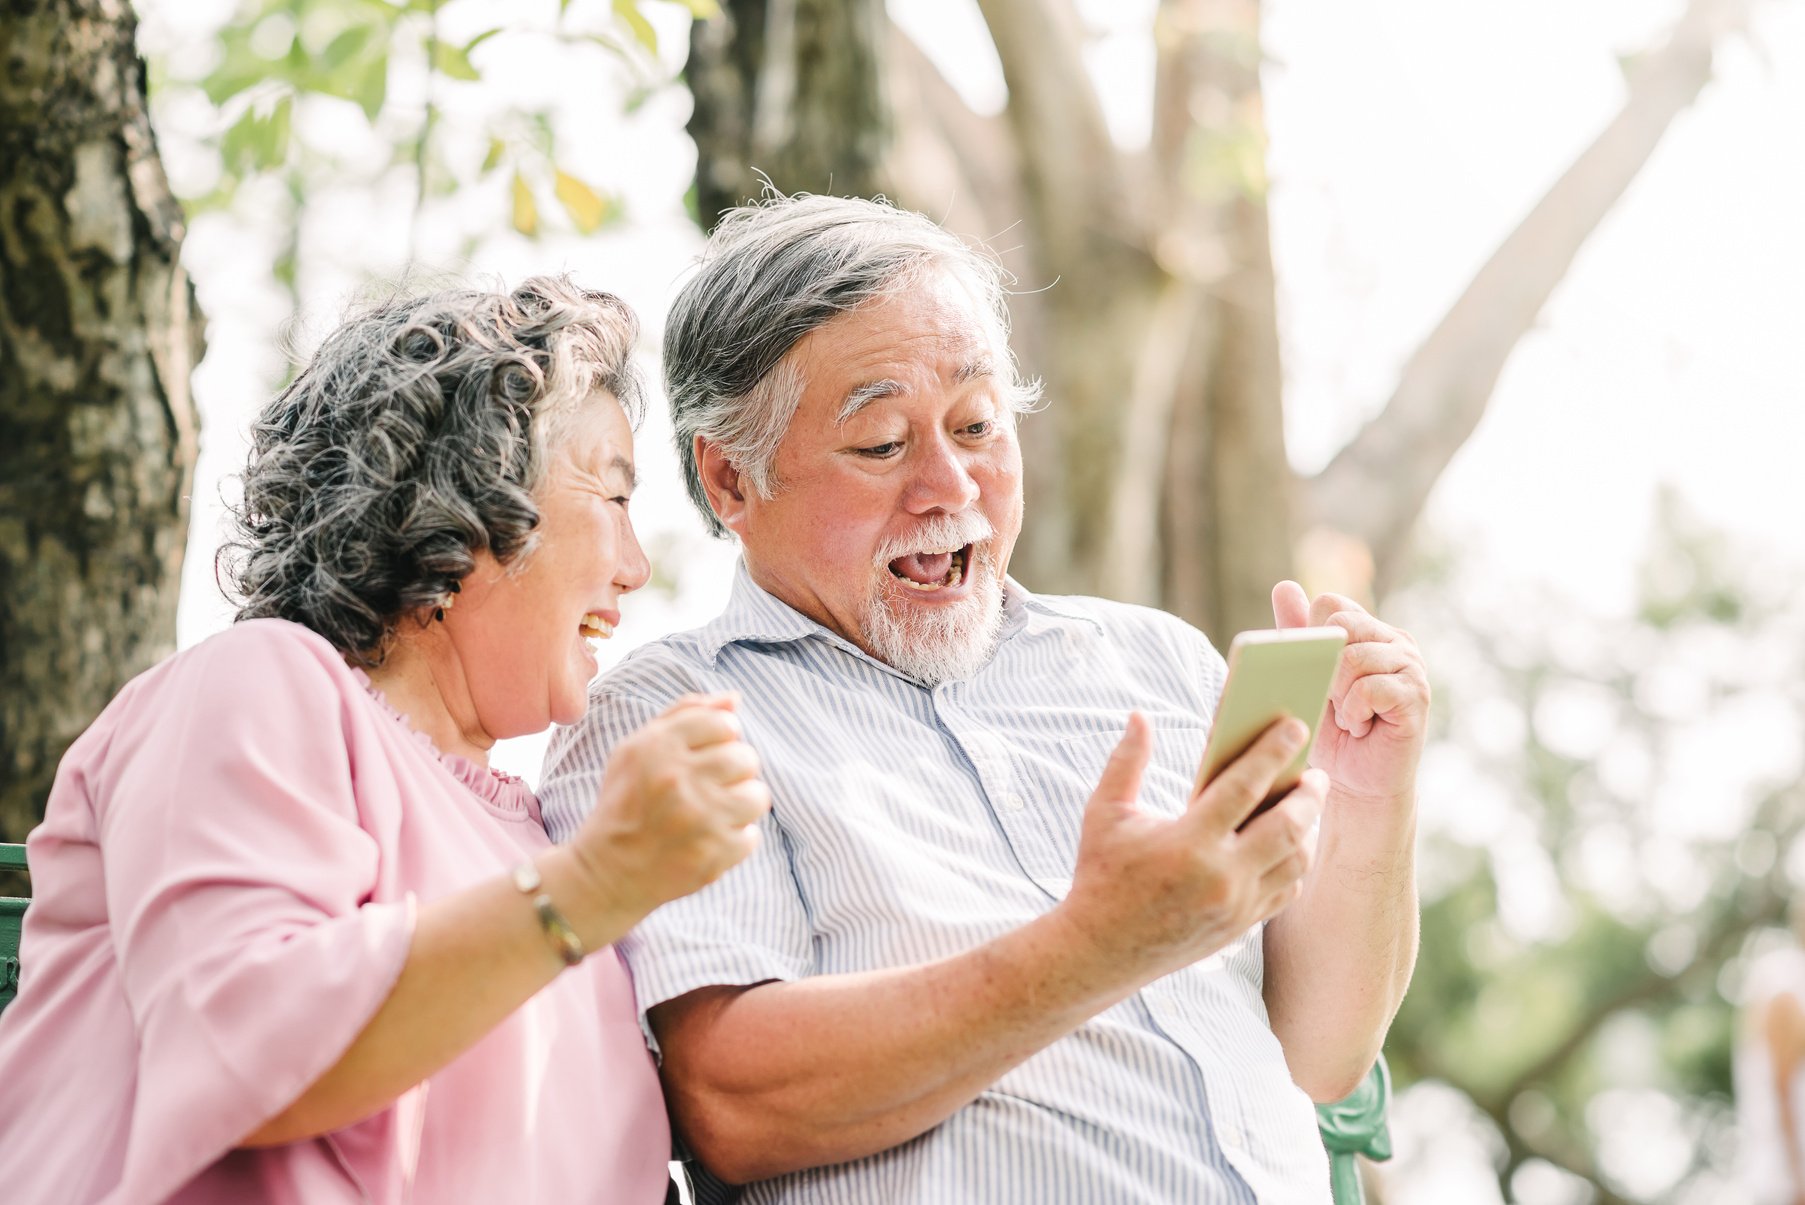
[863,568,1004,686]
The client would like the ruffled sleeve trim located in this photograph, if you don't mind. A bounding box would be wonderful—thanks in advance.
[102,895,419,1205]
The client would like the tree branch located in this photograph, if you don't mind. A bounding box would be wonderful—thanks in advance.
[1303,0,1755,594]
[974,0,1142,265]
[1494,886,1779,1111]
[884,21,1019,245]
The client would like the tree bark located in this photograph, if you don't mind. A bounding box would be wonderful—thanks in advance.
[686,0,891,230]
[0,0,203,847]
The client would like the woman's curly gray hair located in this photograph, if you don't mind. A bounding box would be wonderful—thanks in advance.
[224,276,644,668]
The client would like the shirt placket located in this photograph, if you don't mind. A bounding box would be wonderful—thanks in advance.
[1139,978,1261,1191]
[931,683,1072,899]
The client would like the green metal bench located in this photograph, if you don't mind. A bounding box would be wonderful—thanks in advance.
[1,843,27,1017]
[0,842,1391,1201]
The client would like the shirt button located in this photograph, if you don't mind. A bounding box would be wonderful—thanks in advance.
[1000,794,1026,813]
[1219,1120,1244,1152]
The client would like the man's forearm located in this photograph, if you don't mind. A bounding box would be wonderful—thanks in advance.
[654,909,1140,1183]
[1262,789,1419,1102]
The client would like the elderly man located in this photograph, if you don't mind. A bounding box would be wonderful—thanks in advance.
[541,194,1424,1204]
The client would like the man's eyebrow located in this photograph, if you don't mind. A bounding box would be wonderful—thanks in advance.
[954,357,995,384]
[834,358,999,424]
[835,379,906,424]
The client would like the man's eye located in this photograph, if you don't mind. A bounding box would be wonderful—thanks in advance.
[962,421,993,438]
[858,442,902,458]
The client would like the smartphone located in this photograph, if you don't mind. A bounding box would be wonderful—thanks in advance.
[1194,626,1347,824]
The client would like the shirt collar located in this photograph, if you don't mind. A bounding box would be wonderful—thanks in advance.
[697,558,1104,667]
[694,559,827,665]
[1006,581,1107,638]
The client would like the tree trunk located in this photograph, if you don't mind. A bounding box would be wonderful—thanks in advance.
[0,0,203,848]
[686,0,891,230]
[1150,0,1292,638]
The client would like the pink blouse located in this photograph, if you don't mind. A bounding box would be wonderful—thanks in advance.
[0,619,669,1204]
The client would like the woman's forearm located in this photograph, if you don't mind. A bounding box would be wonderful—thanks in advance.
[240,848,638,1146]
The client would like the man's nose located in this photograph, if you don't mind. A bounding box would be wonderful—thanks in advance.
[905,434,981,513]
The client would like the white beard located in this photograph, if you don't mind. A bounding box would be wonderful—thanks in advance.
[861,542,1005,686]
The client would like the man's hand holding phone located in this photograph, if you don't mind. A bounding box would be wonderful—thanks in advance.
[1056,712,1331,986]
[1054,583,1426,987]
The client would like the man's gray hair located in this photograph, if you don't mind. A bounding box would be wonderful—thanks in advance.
[224,275,643,667]
[664,193,1041,537]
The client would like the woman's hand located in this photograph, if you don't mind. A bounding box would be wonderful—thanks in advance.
[560,693,770,938]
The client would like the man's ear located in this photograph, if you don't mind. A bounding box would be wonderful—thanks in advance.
[696,435,750,536]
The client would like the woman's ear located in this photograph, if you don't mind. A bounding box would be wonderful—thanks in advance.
[695,436,749,536]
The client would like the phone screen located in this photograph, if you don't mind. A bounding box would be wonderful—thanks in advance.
[1194,627,1346,820]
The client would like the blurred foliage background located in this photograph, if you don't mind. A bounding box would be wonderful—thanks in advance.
[3,0,1802,1200]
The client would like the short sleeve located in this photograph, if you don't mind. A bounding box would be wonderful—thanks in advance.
[95,622,416,1202]
[538,684,664,843]
[617,800,814,1057]
[542,656,814,1058]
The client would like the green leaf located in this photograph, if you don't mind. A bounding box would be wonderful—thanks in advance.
[553,168,609,233]
[202,38,270,106]
[320,25,375,74]
[266,94,293,166]
[613,0,658,54]
[577,30,638,67]
[511,171,539,237]
[354,51,389,120]
[622,83,656,114]
[220,108,260,172]
[219,95,293,173]
[431,40,481,82]
[480,137,507,174]
[464,27,504,55]
[658,0,720,17]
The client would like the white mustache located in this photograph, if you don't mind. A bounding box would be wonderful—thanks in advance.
[872,513,996,568]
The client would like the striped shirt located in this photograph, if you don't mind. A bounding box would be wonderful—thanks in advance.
[541,561,1331,1204]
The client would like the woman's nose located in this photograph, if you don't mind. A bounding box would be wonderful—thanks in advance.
[616,517,653,592]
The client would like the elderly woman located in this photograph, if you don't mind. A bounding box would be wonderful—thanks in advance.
[0,278,766,1203]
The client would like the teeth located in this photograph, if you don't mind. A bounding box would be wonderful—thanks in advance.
[895,560,964,592]
[579,613,614,639]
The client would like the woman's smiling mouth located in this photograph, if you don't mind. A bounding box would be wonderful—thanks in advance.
[579,612,615,652]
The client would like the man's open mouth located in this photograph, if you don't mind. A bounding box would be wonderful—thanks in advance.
[887,544,971,592]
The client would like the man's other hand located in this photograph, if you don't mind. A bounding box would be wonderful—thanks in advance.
[1272,580,1429,811]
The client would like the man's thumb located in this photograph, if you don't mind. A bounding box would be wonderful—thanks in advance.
[1271,580,1310,630]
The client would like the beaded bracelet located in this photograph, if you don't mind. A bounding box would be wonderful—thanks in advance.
[511,861,586,967]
